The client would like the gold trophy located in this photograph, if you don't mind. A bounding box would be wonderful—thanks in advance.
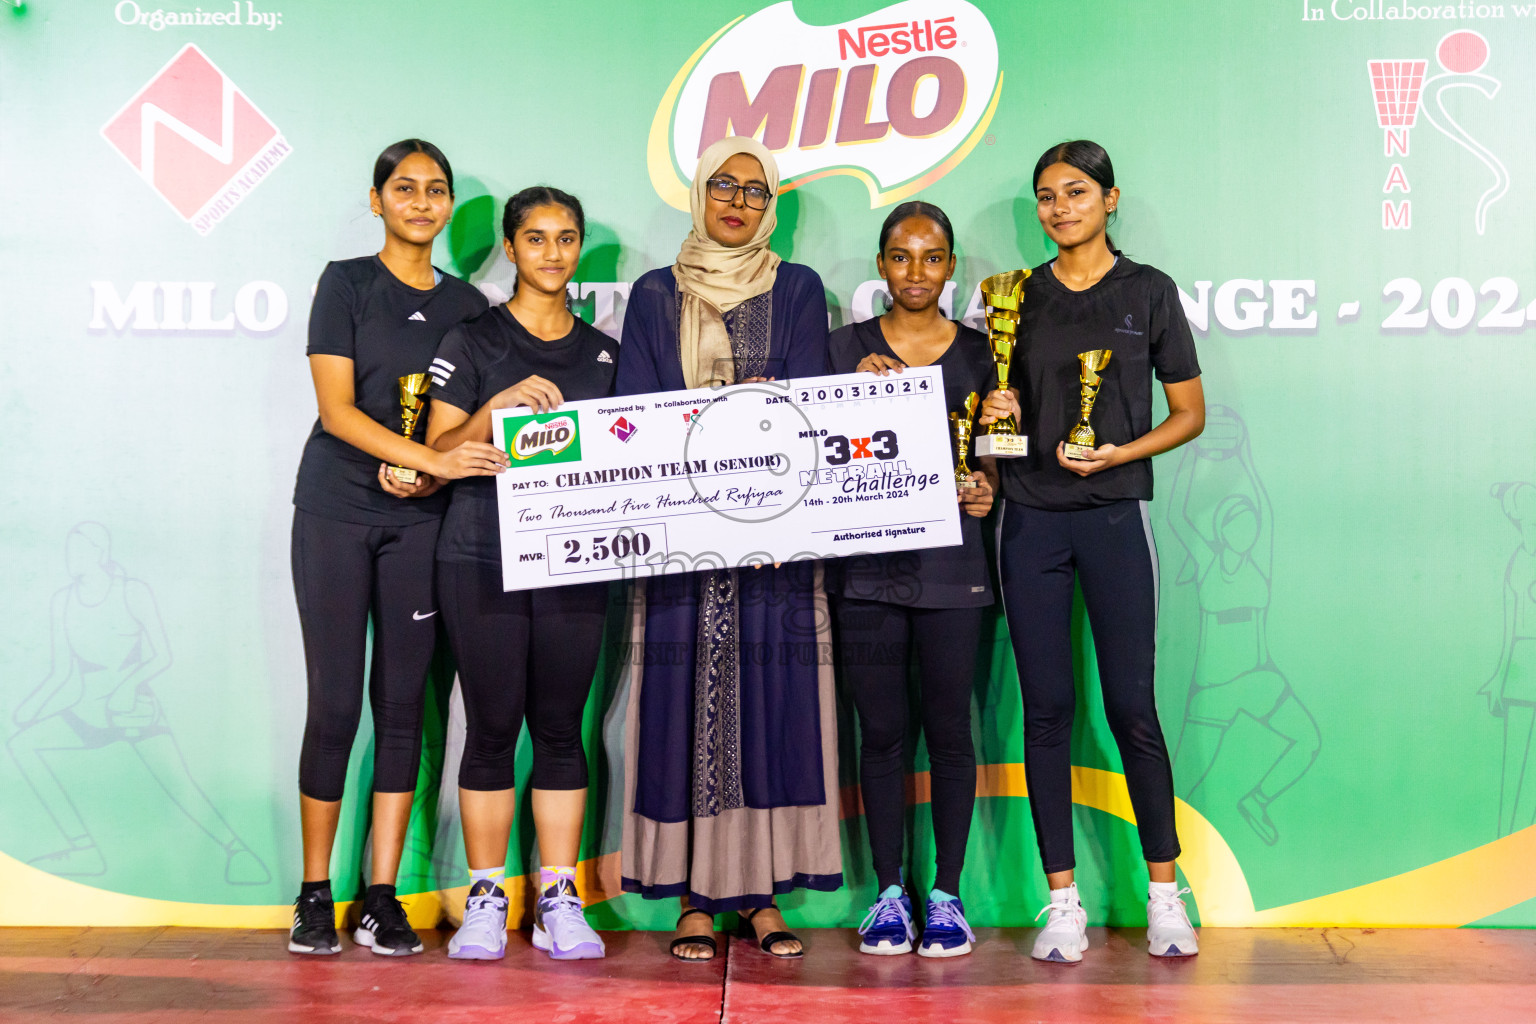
[1062,350,1113,461]
[951,392,980,491]
[391,373,430,483]
[975,268,1031,458]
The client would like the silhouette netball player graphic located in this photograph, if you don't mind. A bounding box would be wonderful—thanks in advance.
[1167,408,1320,846]
[1484,483,1536,837]
[8,523,269,884]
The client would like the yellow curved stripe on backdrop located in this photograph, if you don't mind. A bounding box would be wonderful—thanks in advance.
[969,763,1536,927]
[0,848,622,929]
[1242,825,1536,927]
[5,768,1534,928]
[647,17,742,211]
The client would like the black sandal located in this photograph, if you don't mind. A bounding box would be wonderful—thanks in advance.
[669,907,718,962]
[736,904,804,959]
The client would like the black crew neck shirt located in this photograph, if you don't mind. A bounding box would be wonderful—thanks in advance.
[827,318,996,609]
[997,255,1201,511]
[293,256,488,526]
[431,305,619,567]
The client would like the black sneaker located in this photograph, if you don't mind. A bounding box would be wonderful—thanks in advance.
[288,889,340,955]
[353,892,424,956]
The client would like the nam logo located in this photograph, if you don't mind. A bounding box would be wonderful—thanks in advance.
[648,0,1000,210]
[504,411,583,465]
[101,44,293,236]
[1368,30,1507,235]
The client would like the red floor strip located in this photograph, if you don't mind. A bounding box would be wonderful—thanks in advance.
[3,926,1534,1024]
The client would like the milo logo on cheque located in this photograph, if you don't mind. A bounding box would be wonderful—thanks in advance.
[504,411,582,465]
[650,0,1001,209]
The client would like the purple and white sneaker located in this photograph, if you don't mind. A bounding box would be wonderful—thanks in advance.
[532,884,605,960]
[448,881,508,961]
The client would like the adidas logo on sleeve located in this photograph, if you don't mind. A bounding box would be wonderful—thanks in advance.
[430,357,454,388]
[597,350,613,364]
[408,311,427,322]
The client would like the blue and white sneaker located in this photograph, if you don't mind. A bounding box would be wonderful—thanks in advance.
[918,896,975,958]
[532,883,605,960]
[448,880,509,960]
[857,886,915,955]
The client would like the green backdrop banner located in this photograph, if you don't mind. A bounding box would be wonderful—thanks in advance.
[3,0,1534,930]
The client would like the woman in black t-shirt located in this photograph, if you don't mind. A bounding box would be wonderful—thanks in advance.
[425,188,616,963]
[980,141,1206,963]
[288,140,508,959]
[828,202,996,959]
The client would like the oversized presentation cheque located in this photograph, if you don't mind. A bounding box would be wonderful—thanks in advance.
[492,368,962,591]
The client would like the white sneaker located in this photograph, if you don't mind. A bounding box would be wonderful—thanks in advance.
[532,887,606,960]
[1147,885,1199,957]
[448,886,509,960]
[1031,884,1088,963]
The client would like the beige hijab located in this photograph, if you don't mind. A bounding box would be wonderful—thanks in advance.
[674,136,782,389]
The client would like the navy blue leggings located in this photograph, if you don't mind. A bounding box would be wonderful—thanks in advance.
[997,499,1180,874]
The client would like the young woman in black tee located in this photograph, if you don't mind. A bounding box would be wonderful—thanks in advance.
[288,140,508,957]
[980,140,1206,962]
[426,187,616,962]
[828,202,996,958]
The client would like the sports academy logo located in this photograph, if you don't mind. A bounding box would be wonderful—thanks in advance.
[101,43,292,236]
[648,0,1001,210]
[505,411,583,465]
[1368,29,1508,235]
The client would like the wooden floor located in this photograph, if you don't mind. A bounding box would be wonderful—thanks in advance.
[3,926,1533,1023]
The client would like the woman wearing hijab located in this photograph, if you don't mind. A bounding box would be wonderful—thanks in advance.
[615,137,840,962]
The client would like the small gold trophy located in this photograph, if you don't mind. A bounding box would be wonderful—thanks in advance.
[391,373,430,483]
[975,269,1031,458]
[951,392,980,491]
[1062,350,1113,461]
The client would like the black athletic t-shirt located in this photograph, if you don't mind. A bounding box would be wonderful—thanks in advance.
[293,256,487,525]
[827,318,996,609]
[997,255,1200,511]
[432,306,619,566]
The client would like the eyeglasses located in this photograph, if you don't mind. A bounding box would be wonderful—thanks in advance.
[706,177,773,210]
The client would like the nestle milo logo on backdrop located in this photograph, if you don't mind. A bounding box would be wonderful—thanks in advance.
[648,0,1001,209]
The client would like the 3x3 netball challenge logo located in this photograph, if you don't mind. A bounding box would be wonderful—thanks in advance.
[101,43,292,235]
[1368,29,1508,235]
[648,0,1000,210]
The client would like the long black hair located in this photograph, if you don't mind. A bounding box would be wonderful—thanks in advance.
[372,138,455,197]
[877,200,955,254]
[502,185,586,243]
[1033,139,1116,249]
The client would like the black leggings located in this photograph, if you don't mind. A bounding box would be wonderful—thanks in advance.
[997,499,1180,875]
[837,597,980,896]
[292,509,439,802]
[437,559,607,792]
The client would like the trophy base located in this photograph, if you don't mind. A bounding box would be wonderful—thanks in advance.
[391,466,419,484]
[1062,442,1096,461]
[975,433,1029,458]
[956,478,979,491]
